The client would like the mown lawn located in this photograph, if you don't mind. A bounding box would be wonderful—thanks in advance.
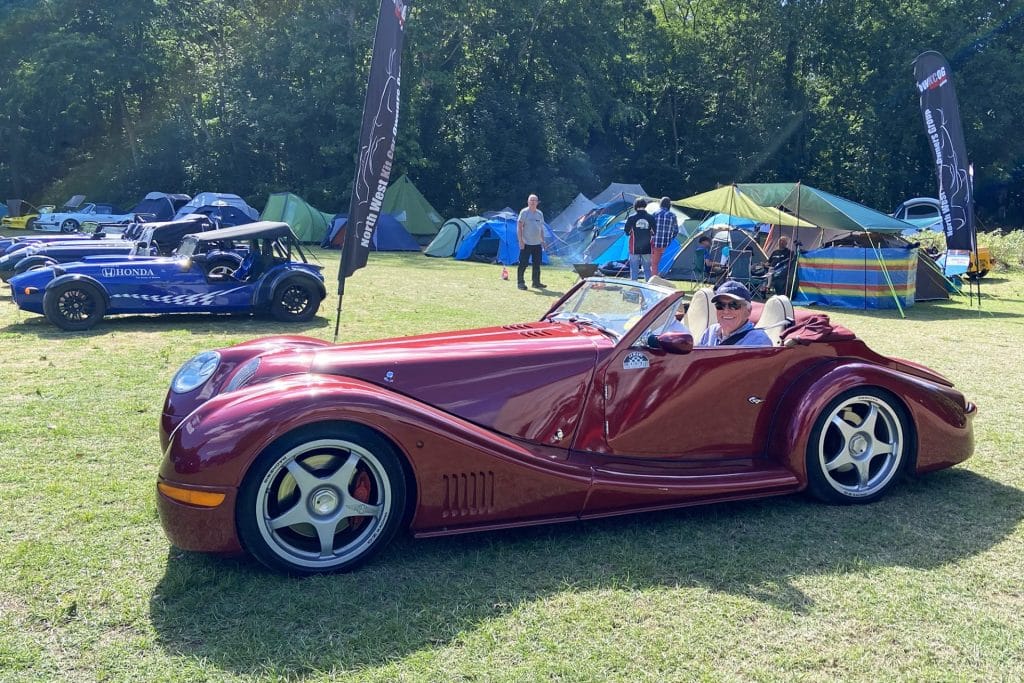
[1,238,1022,682]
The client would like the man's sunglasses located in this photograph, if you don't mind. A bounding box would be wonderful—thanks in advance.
[714,301,744,310]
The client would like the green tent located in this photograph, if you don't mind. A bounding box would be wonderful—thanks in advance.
[382,174,444,244]
[260,192,334,244]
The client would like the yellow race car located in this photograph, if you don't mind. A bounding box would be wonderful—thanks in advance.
[1,200,53,230]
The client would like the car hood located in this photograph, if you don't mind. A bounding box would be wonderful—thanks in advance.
[221,324,610,445]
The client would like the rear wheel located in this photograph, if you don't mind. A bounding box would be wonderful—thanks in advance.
[805,388,910,504]
[236,423,407,574]
[271,278,321,322]
[60,219,80,233]
[42,282,106,331]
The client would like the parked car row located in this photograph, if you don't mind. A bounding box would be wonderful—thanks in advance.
[5,220,326,331]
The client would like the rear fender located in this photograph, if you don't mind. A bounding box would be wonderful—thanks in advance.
[45,273,111,307]
[768,360,918,483]
[254,267,327,308]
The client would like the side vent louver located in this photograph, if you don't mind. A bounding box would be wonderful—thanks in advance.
[501,323,554,338]
[441,471,495,518]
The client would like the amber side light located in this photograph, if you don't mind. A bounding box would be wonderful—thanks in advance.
[158,482,226,507]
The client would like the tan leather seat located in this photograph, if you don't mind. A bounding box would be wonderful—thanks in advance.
[755,295,795,346]
[684,287,714,341]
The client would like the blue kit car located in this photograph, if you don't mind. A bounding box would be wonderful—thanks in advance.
[0,216,222,281]
[9,221,325,331]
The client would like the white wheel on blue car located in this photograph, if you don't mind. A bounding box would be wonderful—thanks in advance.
[236,423,407,574]
[805,388,910,504]
[60,219,79,233]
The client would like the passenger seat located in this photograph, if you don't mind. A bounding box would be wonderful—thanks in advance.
[755,295,795,346]
[684,287,715,341]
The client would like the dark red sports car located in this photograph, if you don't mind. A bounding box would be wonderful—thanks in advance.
[157,278,975,573]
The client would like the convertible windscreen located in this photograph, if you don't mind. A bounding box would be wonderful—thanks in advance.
[544,279,673,338]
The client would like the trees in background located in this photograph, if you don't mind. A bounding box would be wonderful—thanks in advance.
[1,0,1022,225]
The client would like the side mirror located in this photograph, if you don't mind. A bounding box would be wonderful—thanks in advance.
[651,332,694,355]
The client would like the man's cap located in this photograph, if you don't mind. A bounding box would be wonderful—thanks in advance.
[712,280,752,302]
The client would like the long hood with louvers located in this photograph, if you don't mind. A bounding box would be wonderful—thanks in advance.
[310,322,610,441]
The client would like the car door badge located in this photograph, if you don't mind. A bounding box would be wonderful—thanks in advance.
[623,351,649,370]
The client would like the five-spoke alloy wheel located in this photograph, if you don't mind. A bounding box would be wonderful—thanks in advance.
[237,423,407,574]
[805,388,911,504]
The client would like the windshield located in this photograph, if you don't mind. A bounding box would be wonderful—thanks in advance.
[543,278,674,338]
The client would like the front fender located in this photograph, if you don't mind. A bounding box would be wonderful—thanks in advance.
[767,360,974,484]
[162,374,592,534]
[45,272,111,307]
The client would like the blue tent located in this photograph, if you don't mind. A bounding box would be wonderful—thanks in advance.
[455,213,554,265]
[323,213,420,251]
[580,219,628,265]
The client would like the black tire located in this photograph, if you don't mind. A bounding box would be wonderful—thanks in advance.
[236,423,407,574]
[60,219,80,233]
[270,278,321,322]
[805,388,911,504]
[42,281,106,331]
[26,218,37,230]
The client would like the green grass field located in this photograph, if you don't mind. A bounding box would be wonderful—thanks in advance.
[1,238,1022,681]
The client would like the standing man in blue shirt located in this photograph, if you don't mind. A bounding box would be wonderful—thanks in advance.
[517,194,547,290]
[651,197,679,277]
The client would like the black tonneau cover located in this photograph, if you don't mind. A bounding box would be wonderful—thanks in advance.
[187,221,295,243]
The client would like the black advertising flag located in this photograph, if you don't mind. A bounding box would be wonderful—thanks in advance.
[340,0,409,291]
[913,51,975,252]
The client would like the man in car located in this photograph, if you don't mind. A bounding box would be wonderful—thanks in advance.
[698,280,773,346]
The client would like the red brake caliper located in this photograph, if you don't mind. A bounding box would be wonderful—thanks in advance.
[349,471,372,530]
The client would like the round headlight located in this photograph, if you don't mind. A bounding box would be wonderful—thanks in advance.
[171,351,221,394]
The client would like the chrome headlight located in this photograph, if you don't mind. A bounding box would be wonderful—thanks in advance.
[224,357,261,393]
[171,351,221,394]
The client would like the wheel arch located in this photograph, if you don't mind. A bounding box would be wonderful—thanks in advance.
[44,272,111,308]
[255,268,325,306]
[767,361,919,486]
[13,254,59,275]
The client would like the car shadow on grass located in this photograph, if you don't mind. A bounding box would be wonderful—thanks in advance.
[150,468,1022,676]
[0,311,331,337]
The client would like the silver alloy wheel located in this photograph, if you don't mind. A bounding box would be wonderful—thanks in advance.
[253,438,392,570]
[816,394,904,498]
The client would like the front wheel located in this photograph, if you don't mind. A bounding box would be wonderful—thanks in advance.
[805,388,911,504]
[42,281,106,331]
[270,279,321,322]
[236,423,407,574]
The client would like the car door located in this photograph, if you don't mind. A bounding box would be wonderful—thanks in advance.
[574,311,804,460]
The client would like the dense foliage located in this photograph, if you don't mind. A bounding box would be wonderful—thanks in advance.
[1,0,1022,225]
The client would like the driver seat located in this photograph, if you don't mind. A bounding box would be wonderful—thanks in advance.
[684,287,714,341]
[755,295,795,346]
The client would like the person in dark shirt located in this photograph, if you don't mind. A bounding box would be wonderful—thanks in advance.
[695,235,714,281]
[624,197,654,281]
[767,236,795,296]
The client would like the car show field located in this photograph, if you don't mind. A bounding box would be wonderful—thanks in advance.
[1,237,1022,681]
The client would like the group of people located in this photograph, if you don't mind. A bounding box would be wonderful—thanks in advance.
[514,192,796,306]
[622,196,679,281]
